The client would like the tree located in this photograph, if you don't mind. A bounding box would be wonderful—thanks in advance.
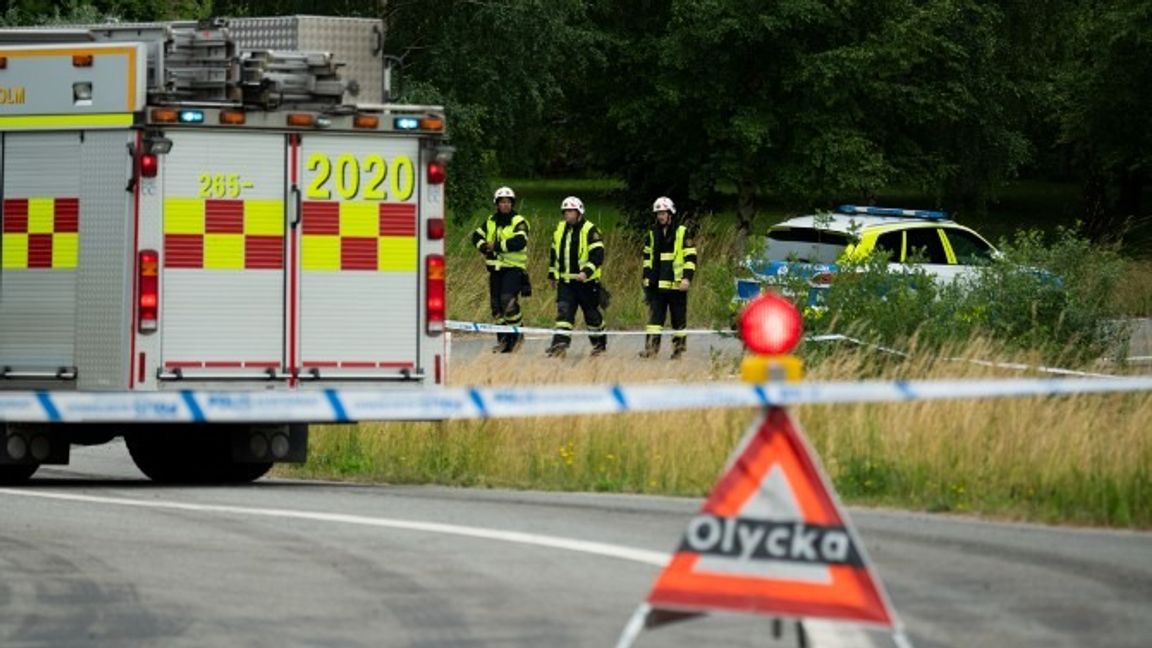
[584,0,1040,235]
[1055,0,1152,241]
[383,0,596,221]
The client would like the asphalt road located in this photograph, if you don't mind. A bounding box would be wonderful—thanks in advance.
[1,443,1149,648]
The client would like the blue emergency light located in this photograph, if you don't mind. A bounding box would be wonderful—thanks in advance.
[178,110,205,124]
[393,117,420,130]
[836,204,948,220]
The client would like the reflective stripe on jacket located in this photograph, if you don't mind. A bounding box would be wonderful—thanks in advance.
[471,213,529,270]
[549,219,604,282]
[643,223,696,289]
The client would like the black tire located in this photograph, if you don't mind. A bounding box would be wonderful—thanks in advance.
[0,464,39,485]
[125,430,205,483]
[214,461,274,484]
[125,427,271,484]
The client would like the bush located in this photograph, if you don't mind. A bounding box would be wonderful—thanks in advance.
[793,228,1131,364]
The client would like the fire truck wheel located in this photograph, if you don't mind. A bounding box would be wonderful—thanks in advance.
[126,426,271,484]
[0,464,39,485]
[214,461,274,483]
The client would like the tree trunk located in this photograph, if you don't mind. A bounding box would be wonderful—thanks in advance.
[735,179,756,254]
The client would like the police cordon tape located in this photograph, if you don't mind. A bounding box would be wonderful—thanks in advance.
[447,320,1120,378]
[2,376,1151,423]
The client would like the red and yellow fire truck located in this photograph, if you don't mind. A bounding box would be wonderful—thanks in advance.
[0,17,452,483]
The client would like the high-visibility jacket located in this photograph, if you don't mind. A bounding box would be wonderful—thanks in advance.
[643,223,697,289]
[549,218,604,282]
[471,212,529,270]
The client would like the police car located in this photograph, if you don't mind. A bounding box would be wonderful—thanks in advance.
[734,205,998,308]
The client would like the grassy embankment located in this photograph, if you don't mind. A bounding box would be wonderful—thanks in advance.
[278,179,1152,527]
[284,341,1152,528]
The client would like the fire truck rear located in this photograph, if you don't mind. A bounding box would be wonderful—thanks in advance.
[0,17,451,483]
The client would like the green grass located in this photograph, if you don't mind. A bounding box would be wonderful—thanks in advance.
[280,340,1152,528]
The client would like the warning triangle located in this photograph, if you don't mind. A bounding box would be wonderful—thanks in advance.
[645,406,898,627]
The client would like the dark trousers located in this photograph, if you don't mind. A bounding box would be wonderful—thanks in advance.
[645,289,688,351]
[553,280,606,349]
[489,268,524,348]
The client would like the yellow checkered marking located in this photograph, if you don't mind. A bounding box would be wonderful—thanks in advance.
[163,198,285,270]
[27,198,54,234]
[244,200,284,236]
[52,233,79,269]
[164,198,205,234]
[378,237,418,272]
[301,201,417,273]
[302,235,341,272]
[2,196,80,270]
[2,233,27,269]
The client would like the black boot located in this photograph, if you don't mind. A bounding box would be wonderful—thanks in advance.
[502,333,523,353]
[491,332,508,353]
[671,336,687,360]
[590,334,607,356]
[639,334,661,358]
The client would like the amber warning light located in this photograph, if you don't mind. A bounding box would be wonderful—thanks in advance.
[739,292,805,382]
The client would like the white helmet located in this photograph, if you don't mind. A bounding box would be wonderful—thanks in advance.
[652,196,676,214]
[560,196,585,215]
[493,186,516,203]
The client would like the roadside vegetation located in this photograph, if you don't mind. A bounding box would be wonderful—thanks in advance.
[281,339,1152,528]
[287,178,1152,529]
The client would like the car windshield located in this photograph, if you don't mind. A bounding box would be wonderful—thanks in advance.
[764,227,852,263]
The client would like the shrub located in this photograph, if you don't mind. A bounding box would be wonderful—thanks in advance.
[792,228,1131,364]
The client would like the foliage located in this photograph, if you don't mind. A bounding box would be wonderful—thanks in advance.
[1054,0,1152,240]
[383,0,597,221]
[2,0,1143,238]
[795,229,1131,363]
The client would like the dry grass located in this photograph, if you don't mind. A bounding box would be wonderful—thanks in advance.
[281,340,1152,528]
[1112,259,1152,317]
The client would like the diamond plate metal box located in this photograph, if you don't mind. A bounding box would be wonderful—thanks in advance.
[229,15,385,104]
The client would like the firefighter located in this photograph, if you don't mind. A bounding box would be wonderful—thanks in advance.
[471,186,530,353]
[546,196,607,357]
[640,196,697,359]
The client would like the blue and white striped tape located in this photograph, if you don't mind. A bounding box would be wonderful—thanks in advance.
[1,376,1150,423]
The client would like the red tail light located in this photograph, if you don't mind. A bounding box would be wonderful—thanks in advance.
[426,254,445,335]
[427,218,445,240]
[427,162,446,185]
[138,250,159,333]
[140,153,158,178]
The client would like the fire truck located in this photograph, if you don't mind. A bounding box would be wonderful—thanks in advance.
[0,17,451,484]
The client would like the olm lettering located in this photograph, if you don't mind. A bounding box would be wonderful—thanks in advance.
[0,87,26,104]
[681,515,862,566]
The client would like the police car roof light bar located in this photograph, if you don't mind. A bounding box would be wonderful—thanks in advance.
[836,204,948,220]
